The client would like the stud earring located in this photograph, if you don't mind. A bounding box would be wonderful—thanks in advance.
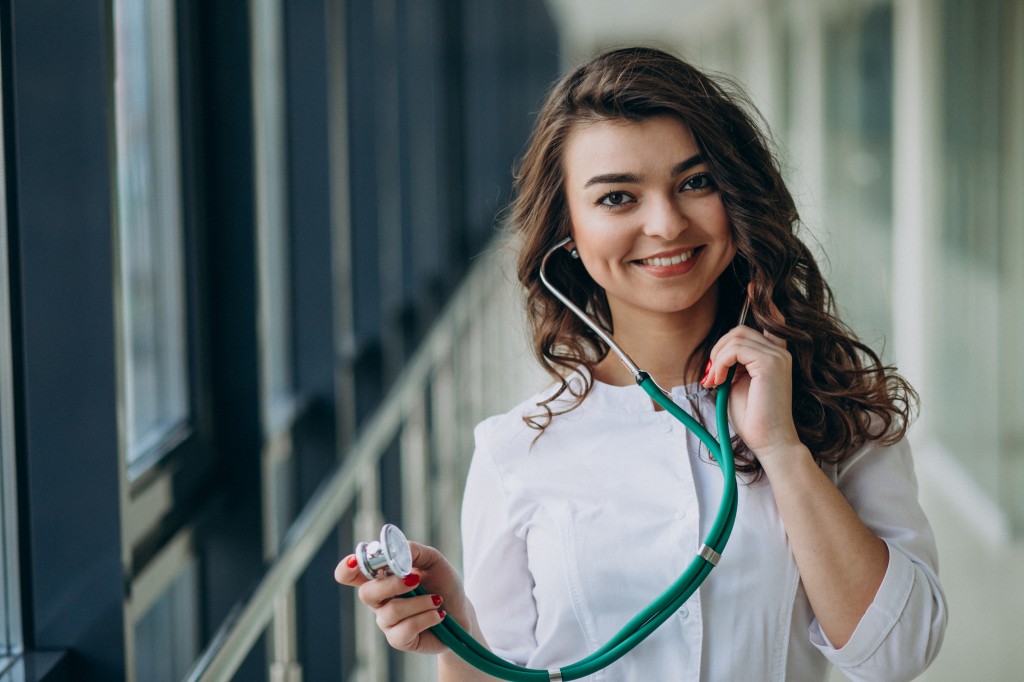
[570,248,580,260]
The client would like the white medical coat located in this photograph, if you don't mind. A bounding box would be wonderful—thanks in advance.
[461,378,947,681]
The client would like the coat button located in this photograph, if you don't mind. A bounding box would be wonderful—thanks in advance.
[678,606,689,618]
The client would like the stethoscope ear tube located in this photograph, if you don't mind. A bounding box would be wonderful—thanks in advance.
[394,367,738,681]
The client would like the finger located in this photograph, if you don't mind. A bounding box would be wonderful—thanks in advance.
[703,337,789,388]
[358,571,423,609]
[376,593,444,631]
[705,323,750,368]
[407,541,444,573]
[382,606,447,651]
[334,554,368,587]
[705,325,782,368]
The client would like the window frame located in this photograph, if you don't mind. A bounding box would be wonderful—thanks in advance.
[110,2,221,677]
[0,33,23,666]
[111,0,215,582]
[111,0,191,481]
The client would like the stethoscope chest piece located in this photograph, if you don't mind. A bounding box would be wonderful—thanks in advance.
[355,523,413,580]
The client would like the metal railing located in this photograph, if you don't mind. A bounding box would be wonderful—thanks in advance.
[186,239,543,682]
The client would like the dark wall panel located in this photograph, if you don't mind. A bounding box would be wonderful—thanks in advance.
[6,0,125,677]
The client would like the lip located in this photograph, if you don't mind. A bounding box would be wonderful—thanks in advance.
[632,246,703,277]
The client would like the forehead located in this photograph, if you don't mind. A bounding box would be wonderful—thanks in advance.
[561,115,699,186]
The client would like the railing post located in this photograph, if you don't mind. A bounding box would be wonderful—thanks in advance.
[467,296,485,441]
[430,357,461,566]
[400,394,430,542]
[262,433,304,682]
[398,394,436,682]
[269,590,302,682]
[352,463,387,682]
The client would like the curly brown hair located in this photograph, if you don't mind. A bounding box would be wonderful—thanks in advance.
[509,46,917,471]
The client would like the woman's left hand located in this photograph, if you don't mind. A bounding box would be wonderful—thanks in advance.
[701,288,802,464]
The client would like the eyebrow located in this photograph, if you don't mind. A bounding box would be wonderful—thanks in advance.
[582,153,704,188]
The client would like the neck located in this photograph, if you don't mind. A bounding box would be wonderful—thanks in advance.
[594,300,716,389]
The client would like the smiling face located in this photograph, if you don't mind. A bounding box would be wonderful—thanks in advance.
[562,115,736,332]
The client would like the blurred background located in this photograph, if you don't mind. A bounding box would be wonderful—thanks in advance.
[0,0,1020,680]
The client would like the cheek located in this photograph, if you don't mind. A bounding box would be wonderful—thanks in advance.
[710,207,736,253]
[714,239,738,277]
[706,214,737,276]
[723,237,737,260]
[567,211,627,260]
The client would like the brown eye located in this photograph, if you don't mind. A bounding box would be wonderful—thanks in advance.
[598,191,634,207]
[682,173,715,192]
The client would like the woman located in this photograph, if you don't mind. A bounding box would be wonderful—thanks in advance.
[336,47,946,681]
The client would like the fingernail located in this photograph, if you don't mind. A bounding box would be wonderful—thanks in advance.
[701,360,712,383]
[437,610,447,620]
[431,594,443,607]
[345,556,358,569]
[403,573,420,587]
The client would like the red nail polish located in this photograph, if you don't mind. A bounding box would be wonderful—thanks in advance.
[403,573,420,587]
[346,556,358,569]
[431,594,443,607]
[437,610,447,620]
[702,360,712,382]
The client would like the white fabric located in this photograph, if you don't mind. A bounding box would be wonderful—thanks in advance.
[461,377,947,681]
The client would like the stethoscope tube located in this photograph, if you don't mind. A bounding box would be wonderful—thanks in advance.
[363,238,743,680]
[401,381,736,681]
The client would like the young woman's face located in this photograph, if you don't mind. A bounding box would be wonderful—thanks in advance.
[562,115,735,326]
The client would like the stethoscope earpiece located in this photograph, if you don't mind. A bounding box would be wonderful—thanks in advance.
[355,523,413,580]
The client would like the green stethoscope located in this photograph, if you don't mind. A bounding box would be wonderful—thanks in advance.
[354,237,748,680]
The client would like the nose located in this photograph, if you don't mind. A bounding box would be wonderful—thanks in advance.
[642,194,689,240]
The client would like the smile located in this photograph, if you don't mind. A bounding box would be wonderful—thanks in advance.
[635,247,699,267]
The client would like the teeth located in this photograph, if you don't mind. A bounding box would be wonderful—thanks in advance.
[640,249,695,267]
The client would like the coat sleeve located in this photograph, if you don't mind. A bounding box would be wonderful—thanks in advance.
[460,418,539,665]
[809,437,948,681]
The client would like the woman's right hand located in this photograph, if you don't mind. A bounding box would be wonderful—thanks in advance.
[334,541,477,655]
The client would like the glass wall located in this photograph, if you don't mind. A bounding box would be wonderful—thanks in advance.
[812,0,1023,533]
[822,3,895,353]
[0,35,21,670]
[112,1,205,678]
[934,0,1024,531]
[252,0,295,438]
[704,0,1023,533]
[112,0,189,476]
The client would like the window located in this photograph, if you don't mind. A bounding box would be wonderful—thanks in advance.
[0,34,22,671]
[252,0,295,436]
[112,2,204,678]
[112,0,189,477]
[933,0,1023,529]
[822,4,894,351]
